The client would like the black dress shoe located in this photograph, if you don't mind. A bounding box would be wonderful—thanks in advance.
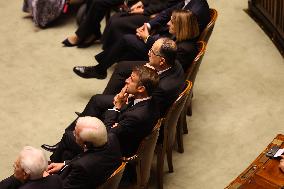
[73,66,107,79]
[62,38,77,47]
[75,111,81,116]
[41,143,59,152]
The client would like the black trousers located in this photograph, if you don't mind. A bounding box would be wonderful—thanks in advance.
[65,94,114,132]
[102,12,149,50]
[75,0,124,40]
[50,131,82,162]
[95,34,150,71]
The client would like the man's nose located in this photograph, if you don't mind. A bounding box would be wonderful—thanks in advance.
[125,77,130,83]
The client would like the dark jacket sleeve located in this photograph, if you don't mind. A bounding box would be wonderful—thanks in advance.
[104,105,140,135]
[143,0,179,16]
[103,109,121,130]
[145,35,156,49]
[104,107,143,142]
[108,114,139,139]
[148,2,182,29]
[0,176,22,189]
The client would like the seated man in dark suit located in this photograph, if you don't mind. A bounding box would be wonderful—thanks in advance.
[43,65,160,158]
[103,38,184,117]
[104,66,160,157]
[0,146,63,189]
[46,116,122,189]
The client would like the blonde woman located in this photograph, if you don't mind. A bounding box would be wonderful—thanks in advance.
[169,10,200,70]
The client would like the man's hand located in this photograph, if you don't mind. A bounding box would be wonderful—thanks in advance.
[136,23,150,42]
[130,6,144,14]
[136,25,144,32]
[47,163,64,174]
[113,86,128,110]
[130,1,144,14]
[43,171,50,177]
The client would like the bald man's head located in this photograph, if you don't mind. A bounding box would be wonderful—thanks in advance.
[74,116,107,148]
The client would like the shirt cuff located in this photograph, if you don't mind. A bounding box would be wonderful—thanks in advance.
[146,23,151,30]
[107,107,121,112]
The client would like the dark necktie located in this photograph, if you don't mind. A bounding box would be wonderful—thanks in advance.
[127,98,135,108]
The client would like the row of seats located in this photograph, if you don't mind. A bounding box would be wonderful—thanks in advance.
[98,8,218,189]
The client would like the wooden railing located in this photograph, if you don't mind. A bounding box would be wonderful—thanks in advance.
[248,0,284,56]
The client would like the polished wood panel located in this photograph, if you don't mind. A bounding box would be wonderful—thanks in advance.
[249,0,284,56]
[225,134,284,189]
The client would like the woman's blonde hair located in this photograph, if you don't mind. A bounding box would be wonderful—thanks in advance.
[171,10,200,42]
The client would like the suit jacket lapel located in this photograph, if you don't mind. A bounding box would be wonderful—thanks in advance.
[120,97,135,113]
[184,0,195,9]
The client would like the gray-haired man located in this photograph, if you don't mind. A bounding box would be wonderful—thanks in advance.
[0,146,63,189]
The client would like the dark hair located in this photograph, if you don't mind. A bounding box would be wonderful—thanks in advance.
[133,66,159,96]
[159,38,177,66]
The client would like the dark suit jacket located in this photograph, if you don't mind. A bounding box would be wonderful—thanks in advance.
[0,176,21,189]
[64,95,158,158]
[0,175,63,189]
[176,39,199,71]
[59,133,122,189]
[152,62,184,116]
[104,99,159,157]
[149,0,210,32]
[103,61,184,117]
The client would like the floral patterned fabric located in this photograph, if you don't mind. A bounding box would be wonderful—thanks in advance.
[23,0,65,27]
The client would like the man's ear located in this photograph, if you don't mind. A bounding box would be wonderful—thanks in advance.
[137,85,146,93]
[23,172,30,181]
[159,57,166,66]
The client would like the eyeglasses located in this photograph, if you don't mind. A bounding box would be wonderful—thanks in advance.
[149,48,163,58]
